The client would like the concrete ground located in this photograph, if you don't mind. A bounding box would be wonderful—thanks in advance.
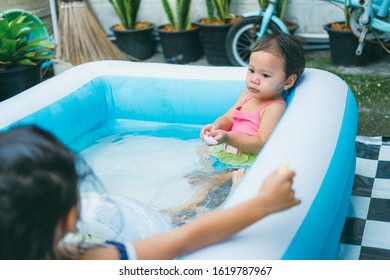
[145,49,390,76]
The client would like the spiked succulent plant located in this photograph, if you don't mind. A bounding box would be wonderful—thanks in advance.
[0,12,55,66]
[161,0,192,31]
[108,0,143,30]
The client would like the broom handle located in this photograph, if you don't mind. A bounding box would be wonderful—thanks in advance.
[49,0,59,45]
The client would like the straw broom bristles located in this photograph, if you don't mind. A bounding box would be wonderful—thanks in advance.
[57,0,135,65]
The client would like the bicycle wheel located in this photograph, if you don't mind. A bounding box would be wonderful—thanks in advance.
[225,16,283,66]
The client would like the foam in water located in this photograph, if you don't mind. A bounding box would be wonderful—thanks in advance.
[80,134,205,210]
[74,121,234,232]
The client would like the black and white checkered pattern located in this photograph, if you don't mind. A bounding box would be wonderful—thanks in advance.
[337,136,390,260]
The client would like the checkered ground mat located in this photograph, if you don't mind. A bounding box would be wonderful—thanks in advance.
[337,136,390,260]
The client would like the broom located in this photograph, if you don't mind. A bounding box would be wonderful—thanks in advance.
[57,0,135,65]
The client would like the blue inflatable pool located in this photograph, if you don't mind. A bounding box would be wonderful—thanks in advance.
[0,61,358,259]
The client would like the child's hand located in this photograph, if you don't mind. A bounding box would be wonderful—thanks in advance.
[203,134,218,145]
[201,125,226,146]
[257,166,301,215]
[208,130,229,144]
[200,124,213,139]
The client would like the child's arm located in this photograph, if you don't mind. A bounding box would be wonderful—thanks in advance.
[81,167,299,260]
[211,102,286,154]
[133,168,300,260]
[200,92,248,140]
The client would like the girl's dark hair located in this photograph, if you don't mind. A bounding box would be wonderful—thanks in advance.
[0,125,81,259]
[252,32,306,83]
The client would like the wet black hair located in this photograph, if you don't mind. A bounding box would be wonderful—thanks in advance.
[0,125,81,259]
[252,32,306,83]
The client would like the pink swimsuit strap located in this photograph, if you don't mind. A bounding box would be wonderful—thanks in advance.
[241,96,287,115]
[230,96,287,137]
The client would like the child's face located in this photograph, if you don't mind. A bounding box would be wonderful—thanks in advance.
[246,51,291,100]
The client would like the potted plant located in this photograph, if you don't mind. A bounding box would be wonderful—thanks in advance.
[323,3,380,66]
[196,0,241,66]
[109,0,155,60]
[0,11,55,101]
[158,0,203,64]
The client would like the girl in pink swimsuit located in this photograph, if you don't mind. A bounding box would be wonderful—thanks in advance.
[201,32,306,168]
[175,33,305,223]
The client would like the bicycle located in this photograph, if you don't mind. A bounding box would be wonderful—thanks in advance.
[225,0,291,66]
[332,0,390,55]
[225,0,390,66]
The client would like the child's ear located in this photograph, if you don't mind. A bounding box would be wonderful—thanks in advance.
[65,206,78,232]
[283,74,297,90]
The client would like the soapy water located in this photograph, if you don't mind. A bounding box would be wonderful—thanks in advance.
[77,125,234,226]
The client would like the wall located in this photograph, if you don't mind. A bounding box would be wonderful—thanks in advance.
[88,0,346,37]
[0,0,52,33]
[0,0,347,38]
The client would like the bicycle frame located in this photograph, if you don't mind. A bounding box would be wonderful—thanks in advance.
[329,0,390,54]
[331,0,390,32]
[371,0,390,32]
[243,0,290,37]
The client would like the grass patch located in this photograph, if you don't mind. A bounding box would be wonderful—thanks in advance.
[305,50,390,136]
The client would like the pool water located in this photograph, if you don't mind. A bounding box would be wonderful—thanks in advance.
[72,119,233,226]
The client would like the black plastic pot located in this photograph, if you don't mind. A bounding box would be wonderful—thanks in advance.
[324,22,381,66]
[196,21,233,66]
[0,64,42,101]
[111,23,155,61]
[285,21,298,35]
[158,25,203,64]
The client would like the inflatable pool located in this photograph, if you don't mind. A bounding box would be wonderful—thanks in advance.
[0,61,358,259]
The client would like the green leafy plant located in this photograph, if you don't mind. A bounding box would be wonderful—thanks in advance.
[343,4,351,29]
[0,13,54,66]
[258,0,267,10]
[206,0,214,22]
[257,0,288,19]
[161,0,192,30]
[257,0,297,33]
[108,0,144,30]
[205,0,236,24]
[327,1,352,31]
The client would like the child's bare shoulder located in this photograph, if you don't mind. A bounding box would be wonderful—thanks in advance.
[260,101,287,118]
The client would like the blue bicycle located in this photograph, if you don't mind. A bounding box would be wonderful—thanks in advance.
[334,0,390,55]
[225,0,291,66]
[225,0,390,66]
